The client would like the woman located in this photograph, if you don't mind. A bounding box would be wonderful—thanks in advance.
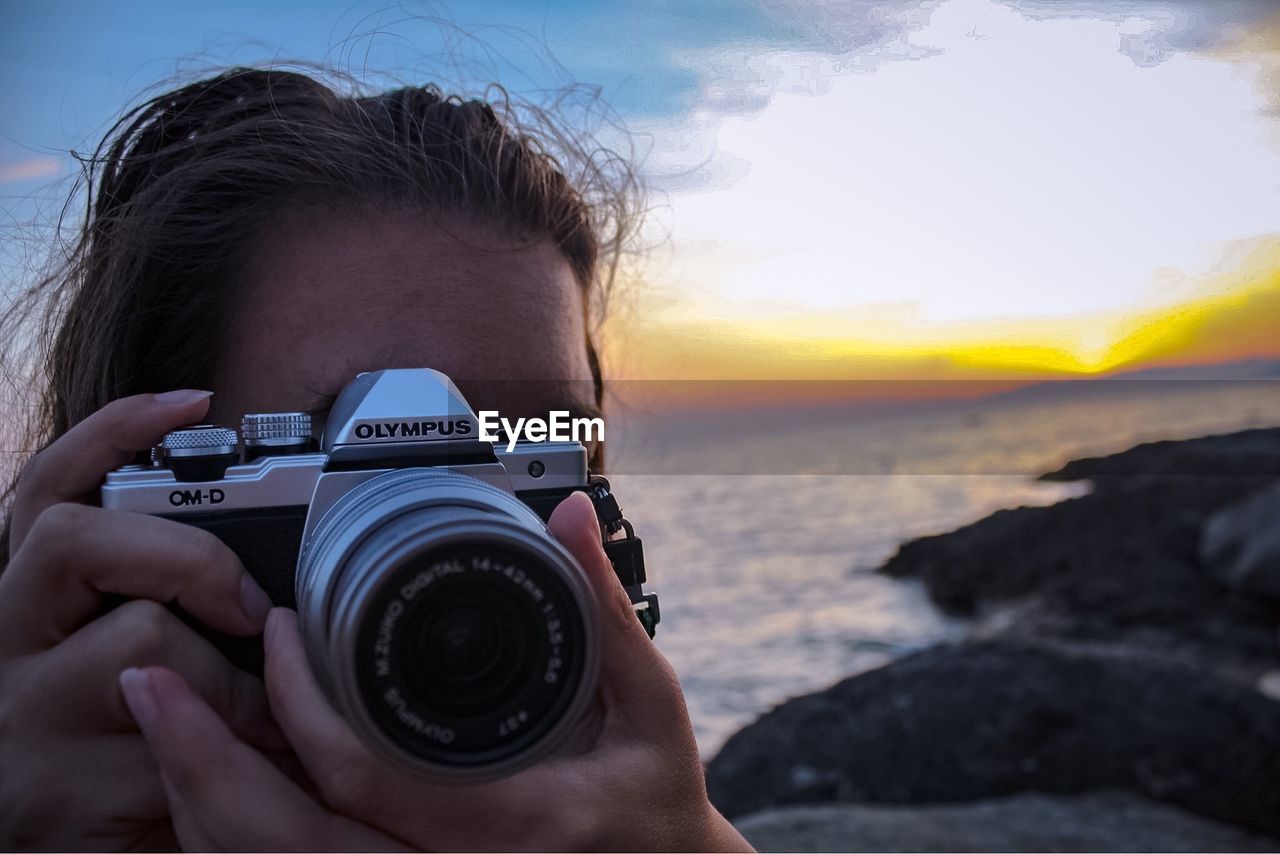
[0,67,750,851]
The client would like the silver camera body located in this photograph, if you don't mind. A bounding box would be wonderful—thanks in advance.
[102,368,657,782]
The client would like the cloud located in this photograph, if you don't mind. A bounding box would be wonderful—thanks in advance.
[637,0,1279,194]
[636,0,1280,326]
[681,0,1278,119]
[637,2,947,193]
[0,157,61,184]
[1204,6,1280,127]
[619,0,1280,383]
[1001,0,1277,67]
[759,0,1280,77]
[669,0,946,120]
[760,0,1279,71]
[758,0,947,61]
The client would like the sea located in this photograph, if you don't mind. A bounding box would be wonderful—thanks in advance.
[605,378,1280,756]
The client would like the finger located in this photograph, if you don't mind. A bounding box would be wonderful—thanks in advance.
[120,667,405,853]
[548,491,688,738]
[262,608,364,763]
[263,608,538,843]
[0,504,270,653]
[30,599,286,749]
[259,606,399,814]
[9,389,213,554]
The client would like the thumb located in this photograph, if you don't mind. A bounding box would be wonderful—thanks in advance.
[547,491,687,739]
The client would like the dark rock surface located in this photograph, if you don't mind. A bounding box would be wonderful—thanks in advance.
[709,428,1280,849]
[878,428,1280,673]
[1039,427,1280,481]
[706,641,1280,837]
[1202,480,1280,598]
[734,793,1280,853]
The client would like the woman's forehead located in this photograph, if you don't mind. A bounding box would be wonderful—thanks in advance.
[209,214,594,424]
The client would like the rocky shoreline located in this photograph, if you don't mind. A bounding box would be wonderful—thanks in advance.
[709,427,1280,851]
[734,793,1278,853]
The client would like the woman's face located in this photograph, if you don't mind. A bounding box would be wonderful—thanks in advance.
[208,214,599,433]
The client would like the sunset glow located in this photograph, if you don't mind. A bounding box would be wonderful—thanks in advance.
[609,234,1280,385]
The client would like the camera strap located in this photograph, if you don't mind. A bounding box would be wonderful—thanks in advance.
[587,477,661,638]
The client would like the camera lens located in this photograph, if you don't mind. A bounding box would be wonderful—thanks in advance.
[296,469,599,781]
[354,540,588,767]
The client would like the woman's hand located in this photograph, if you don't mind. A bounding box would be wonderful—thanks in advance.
[121,491,752,852]
[0,391,285,851]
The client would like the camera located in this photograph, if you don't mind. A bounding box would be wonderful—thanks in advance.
[101,368,658,782]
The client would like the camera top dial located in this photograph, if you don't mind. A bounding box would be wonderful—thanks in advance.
[153,425,239,482]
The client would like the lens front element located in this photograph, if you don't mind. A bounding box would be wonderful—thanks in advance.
[356,541,588,767]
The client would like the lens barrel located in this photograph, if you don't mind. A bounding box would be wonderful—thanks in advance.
[296,469,598,781]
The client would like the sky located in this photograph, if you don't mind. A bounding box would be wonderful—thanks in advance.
[3,0,1280,388]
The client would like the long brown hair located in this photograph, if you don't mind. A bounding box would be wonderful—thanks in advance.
[0,66,643,560]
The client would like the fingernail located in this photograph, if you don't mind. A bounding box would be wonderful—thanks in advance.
[154,389,214,405]
[264,606,282,648]
[119,668,159,727]
[239,575,273,627]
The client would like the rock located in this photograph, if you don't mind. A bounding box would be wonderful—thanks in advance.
[717,429,1280,846]
[1040,428,1280,483]
[733,792,1280,853]
[705,641,1280,837]
[878,429,1280,673]
[1202,481,1280,597]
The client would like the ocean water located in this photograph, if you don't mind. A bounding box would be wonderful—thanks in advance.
[607,381,1280,756]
